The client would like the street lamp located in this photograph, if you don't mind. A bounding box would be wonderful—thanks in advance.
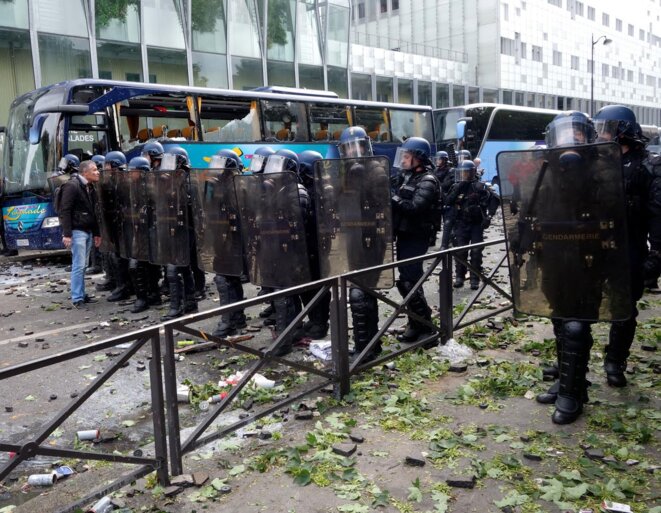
[590,33,613,116]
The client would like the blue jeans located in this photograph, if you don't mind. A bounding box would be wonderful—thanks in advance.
[71,229,93,303]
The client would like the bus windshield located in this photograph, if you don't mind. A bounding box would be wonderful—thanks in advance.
[3,91,59,196]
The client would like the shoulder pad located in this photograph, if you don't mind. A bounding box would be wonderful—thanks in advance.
[645,154,661,177]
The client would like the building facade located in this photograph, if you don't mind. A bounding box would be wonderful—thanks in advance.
[352,0,661,125]
[0,0,351,124]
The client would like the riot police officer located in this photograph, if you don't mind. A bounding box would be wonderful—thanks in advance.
[211,149,248,337]
[58,154,80,175]
[298,150,331,339]
[591,105,661,388]
[264,149,311,355]
[249,146,278,325]
[444,160,500,289]
[161,147,199,321]
[439,150,471,251]
[101,151,133,302]
[391,137,440,345]
[126,156,162,313]
[87,155,106,275]
[142,141,164,170]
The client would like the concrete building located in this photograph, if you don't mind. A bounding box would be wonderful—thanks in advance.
[351,0,661,124]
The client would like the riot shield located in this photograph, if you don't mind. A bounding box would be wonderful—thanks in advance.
[97,169,119,254]
[313,156,394,288]
[190,167,244,276]
[117,170,151,261]
[234,172,311,288]
[496,142,631,321]
[146,169,190,266]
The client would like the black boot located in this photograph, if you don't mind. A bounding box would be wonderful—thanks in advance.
[552,321,591,425]
[108,256,132,301]
[396,281,436,347]
[470,274,480,290]
[302,289,331,339]
[213,274,236,338]
[129,261,150,313]
[604,318,636,387]
[273,295,300,357]
[349,287,381,363]
[161,274,184,321]
[96,252,116,291]
[182,267,198,314]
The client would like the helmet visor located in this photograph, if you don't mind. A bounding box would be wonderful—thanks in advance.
[264,155,286,174]
[593,119,619,142]
[338,139,371,159]
[454,167,475,182]
[393,148,414,170]
[249,154,267,173]
[160,154,177,171]
[547,118,590,147]
[210,155,230,169]
[57,157,70,172]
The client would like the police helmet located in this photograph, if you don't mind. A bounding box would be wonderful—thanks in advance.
[211,148,243,171]
[128,156,151,172]
[298,150,323,182]
[455,160,477,182]
[249,146,276,173]
[162,146,190,171]
[142,141,165,160]
[58,154,80,173]
[593,105,646,146]
[434,150,449,165]
[457,149,472,164]
[338,126,373,158]
[544,111,595,148]
[264,149,299,174]
[104,151,127,171]
[91,155,105,168]
[393,137,431,170]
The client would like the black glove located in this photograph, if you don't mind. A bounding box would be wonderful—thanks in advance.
[482,215,492,229]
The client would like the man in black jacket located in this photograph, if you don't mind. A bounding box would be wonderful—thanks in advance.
[58,160,102,307]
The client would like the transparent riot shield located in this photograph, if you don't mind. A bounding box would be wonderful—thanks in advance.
[116,171,133,259]
[97,169,119,254]
[190,167,243,276]
[496,142,631,321]
[145,169,190,266]
[234,172,311,288]
[313,156,394,289]
[119,169,150,261]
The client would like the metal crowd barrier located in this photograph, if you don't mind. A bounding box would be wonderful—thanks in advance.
[0,238,511,512]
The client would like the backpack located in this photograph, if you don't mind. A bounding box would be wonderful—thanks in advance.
[52,175,76,215]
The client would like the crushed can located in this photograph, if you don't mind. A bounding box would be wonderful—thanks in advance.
[77,429,100,441]
[27,473,57,486]
[86,496,113,513]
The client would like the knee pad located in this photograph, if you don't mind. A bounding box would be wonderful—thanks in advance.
[561,321,592,351]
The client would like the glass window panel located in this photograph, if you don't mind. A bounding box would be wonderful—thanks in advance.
[97,41,142,82]
[231,56,263,90]
[198,95,261,143]
[261,100,308,141]
[267,0,295,61]
[327,2,350,67]
[147,47,187,85]
[483,88,498,103]
[144,0,185,49]
[297,0,322,65]
[327,66,348,98]
[354,107,390,142]
[229,0,261,58]
[0,0,29,29]
[267,60,296,87]
[376,76,392,102]
[452,84,465,105]
[298,64,324,90]
[397,79,412,104]
[35,0,88,37]
[96,0,140,43]
[38,33,91,86]
[351,73,372,101]
[468,86,479,103]
[192,0,227,53]
[435,83,449,108]
[192,51,228,88]
[418,81,432,106]
[390,109,433,143]
[309,102,350,141]
[0,30,34,124]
